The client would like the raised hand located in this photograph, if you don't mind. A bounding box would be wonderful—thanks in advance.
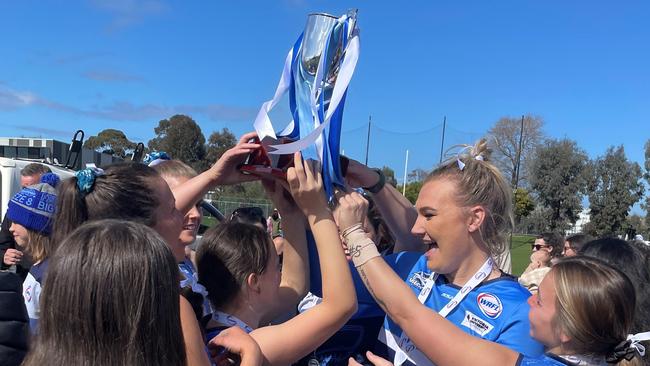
[210,131,262,186]
[208,326,263,366]
[286,152,328,218]
[336,191,369,232]
[261,178,300,218]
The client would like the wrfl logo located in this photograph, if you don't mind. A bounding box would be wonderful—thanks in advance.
[477,293,502,318]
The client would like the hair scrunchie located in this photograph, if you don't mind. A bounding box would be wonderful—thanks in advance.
[607,340,638,363]
[75,167,105,194]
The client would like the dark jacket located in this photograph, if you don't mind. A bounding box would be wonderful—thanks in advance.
[0,217,33,281]
[0,270,29,366]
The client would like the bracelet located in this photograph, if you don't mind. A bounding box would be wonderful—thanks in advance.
[362,168,386,194]
[341,223,364,238]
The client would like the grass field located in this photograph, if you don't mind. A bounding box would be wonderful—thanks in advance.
[510,234,536,276]
[202,214,534,276]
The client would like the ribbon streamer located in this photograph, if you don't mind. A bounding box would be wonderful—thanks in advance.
[253,11,360,198]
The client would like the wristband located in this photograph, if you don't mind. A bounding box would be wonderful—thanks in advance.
[343,226,380,267]
[363,168,386,194]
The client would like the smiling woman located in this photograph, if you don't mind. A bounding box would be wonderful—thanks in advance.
[336,139,544,366]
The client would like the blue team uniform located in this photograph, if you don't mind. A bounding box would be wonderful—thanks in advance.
[516,353,575,365]
[22,259,49,332]
[303,231,420,365]
[380,255,544,366]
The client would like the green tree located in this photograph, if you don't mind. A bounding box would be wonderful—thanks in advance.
[586,146,645,237]
[148,114,207,172]
[83,128,136,158]
[514,188,535,220]
[487,115,544,188]
[206,128,237,164]
[530,138,588,232]
[401,181,423,204]
[381,166,398,187]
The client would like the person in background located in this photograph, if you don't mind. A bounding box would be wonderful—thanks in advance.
[1,163,51,280]
[519,232,564,293]
[562,233,592,257]
[5,173,60,331]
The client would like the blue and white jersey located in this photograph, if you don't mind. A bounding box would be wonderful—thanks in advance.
[380,255,544,366]
[179,258,212,318]
[22,259,49,331]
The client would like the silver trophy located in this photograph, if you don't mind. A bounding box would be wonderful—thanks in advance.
[299,11,356,110]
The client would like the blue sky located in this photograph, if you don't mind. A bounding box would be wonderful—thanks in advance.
[1,1,649,189]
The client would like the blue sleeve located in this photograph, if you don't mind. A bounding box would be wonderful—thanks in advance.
[496,301,545,357]
[516,354,565,366]
[307,230,421,318]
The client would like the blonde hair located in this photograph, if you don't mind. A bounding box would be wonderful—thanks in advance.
[425,138,513,257]
[553,257,640,365]
[152,159,198,179]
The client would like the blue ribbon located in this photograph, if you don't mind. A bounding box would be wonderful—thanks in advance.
[279,15,354,199]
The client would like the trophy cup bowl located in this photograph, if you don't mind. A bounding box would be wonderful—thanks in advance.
[300,11,356,98]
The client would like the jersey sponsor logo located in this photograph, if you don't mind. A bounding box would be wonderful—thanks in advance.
[461,310,494,336]
[408,271,428,290]
[24,285,32,302]
[440,292,454,300]
[477,292,503,318]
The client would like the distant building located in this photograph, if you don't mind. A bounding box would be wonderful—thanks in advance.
[0,136,122,170]
[566,208,590,235]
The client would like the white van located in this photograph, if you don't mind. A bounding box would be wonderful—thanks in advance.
[0,157,75,221]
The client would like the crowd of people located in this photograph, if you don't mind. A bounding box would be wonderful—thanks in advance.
[1,132,649,366]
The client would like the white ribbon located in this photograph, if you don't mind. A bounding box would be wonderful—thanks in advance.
[455,145,484,171]
[252,14,360,156]
[386,258,494,366]
[628,331,650,356]
[212,310,254,334]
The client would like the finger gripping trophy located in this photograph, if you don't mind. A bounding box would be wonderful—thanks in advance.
[252,10,360,199]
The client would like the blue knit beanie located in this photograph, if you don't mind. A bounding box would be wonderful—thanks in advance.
[7,173,60,235]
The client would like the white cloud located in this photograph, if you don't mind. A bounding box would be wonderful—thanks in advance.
[0,85,256,123]
[83,70,147,83]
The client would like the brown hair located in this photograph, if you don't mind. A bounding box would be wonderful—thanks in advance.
[21,163,51,177]
[424,138,513,257]
[197,222,273,310]
[537,232,564,258]
[553,256,639,364]
[52,162,161,246]
[23,230,50,263]
[23,219,185,366]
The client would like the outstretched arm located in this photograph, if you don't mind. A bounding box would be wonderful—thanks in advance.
[345,159,424,253]
[172,132,261,214]
[261,179,309,320]
[251,153,357,366]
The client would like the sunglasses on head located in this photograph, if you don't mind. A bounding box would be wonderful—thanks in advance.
[531,244,550,251]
